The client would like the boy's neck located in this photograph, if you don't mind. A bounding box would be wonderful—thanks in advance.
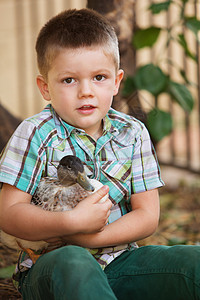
[86,121,103,141]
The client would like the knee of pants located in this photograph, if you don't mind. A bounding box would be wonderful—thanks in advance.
[20,246,106,299]
[21,246,106,299]
[41,245,100,278]
[41,246,107,298]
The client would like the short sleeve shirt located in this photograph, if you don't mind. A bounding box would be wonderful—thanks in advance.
[0,104,164,269]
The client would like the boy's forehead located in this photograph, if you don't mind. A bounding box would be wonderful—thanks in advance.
[49,45,117,70]
[52,45,113,57]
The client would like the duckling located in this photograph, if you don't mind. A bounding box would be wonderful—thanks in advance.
[0,155,108,261]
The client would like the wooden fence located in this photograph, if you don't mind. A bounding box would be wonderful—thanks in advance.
[135,0,200,174]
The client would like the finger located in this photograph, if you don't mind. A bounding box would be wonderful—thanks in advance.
[87,185,109,204]
[104,215,110,226]
[107,199,112,209]
[103,198,112,210]
[107,208,111,218]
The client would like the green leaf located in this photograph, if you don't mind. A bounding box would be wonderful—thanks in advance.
[168,81,194,112]
[122,76,136,97]
[177,34,197,61]
[147,108,173,142]
[132,27,161,49]
[185,17,200,36]
[0,265,15,279]
[134,64,168,96]
[179,69,190,84]
[149,1,171,14]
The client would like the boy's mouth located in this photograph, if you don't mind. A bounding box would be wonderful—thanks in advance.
[78,105,96,113]
[79,105,95,110]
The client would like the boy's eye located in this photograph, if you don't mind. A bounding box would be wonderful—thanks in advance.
[94,75,105,81]
[63,78,74,84]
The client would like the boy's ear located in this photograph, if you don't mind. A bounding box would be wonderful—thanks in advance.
[36,75,51,101]
[113,69,124,96]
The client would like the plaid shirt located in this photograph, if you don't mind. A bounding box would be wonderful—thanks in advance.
[0,104,164,272]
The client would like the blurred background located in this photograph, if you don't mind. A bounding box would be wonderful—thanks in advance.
[0,1,200,297]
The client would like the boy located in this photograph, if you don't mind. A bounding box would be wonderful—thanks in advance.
[0,8,200,300]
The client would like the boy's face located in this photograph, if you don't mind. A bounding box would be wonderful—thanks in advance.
[37,46,123,139]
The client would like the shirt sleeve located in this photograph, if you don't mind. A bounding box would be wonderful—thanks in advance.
[131,124,164,193]
[0,120,46,195]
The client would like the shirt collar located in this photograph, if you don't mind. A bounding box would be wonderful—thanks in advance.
[50,105,80,139]
[50,104,131,140]
[105,108,132,133]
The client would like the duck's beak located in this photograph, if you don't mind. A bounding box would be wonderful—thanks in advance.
[77,172,95,191]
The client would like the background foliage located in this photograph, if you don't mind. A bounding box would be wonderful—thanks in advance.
[123,0,200,142]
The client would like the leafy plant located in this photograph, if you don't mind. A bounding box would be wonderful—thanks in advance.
[123,0,199,142]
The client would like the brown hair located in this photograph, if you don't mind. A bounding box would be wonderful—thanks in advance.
[35,8,120,78]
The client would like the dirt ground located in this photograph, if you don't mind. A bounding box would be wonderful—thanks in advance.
[0,245,21,299]
[139,184,200,247]
[0,170,199,299]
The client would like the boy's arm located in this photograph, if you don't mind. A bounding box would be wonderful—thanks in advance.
[0,183,111,241]
[61,189,160,248]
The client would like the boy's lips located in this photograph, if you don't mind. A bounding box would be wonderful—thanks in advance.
[77,105,96,114]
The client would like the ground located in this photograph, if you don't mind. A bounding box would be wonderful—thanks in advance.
[139,184,200,247]
[0,245,21,299]
[0,168,199,299]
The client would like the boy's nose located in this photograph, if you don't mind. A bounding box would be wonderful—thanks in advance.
[78,80,94,98]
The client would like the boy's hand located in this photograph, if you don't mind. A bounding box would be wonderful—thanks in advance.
[69,185,112,234]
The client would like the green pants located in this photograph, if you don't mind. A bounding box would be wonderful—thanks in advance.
[19,245,200,300]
